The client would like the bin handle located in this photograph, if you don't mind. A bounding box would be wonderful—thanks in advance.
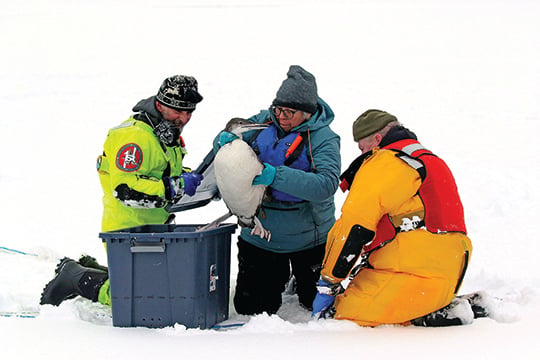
[130,239,166,253]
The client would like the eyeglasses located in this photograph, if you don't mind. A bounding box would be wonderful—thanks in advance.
[271,106,299,120]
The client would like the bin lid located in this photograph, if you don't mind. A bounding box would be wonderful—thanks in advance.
[99,223,238,240]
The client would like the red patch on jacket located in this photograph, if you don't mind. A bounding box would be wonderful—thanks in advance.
[116,143,143,172]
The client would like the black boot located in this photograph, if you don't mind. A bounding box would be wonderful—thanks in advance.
[411,297,474,327]
[458,291,490,318]
[77,254,108,272]
[40,258,108,306]
[54,255,109,274]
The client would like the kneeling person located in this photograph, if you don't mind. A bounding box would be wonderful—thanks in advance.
[40,75,204,306]
[313,109,484,327]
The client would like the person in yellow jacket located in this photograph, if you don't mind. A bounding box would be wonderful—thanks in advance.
[40,75,204,307]
[312,109,488,327]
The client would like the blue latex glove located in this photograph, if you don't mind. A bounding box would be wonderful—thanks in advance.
[312,278,340,320]
[181,172,203,196]
[213,131,238,154]
[252,163,276,186]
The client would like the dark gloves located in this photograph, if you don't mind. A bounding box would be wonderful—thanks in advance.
[164,172,204,202]
[181,172,203,196]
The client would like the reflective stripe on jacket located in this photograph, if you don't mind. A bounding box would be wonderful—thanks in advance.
[363,139,467,253]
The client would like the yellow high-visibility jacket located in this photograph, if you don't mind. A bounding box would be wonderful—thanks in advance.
[97,118,186,232]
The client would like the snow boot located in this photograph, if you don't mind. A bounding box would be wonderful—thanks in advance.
[51,258,78,301]
[77,254,108,273]
[40,258,108,306]
[411,297,474,327]
[458,291,490,318]
[53,255,108,274]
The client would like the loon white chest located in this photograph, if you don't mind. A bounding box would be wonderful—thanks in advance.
[213,118,270,239]
[214,139,265,228]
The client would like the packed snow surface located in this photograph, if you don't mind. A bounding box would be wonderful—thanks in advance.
[1,0,539,359]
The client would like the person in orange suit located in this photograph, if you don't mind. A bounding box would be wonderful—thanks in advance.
[312,109,488,327]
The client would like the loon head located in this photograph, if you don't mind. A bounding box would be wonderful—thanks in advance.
[225,117,268,136]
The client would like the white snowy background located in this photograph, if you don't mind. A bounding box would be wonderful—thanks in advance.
[1,0,539,358]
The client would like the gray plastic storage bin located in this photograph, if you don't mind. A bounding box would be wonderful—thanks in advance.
[99,223,237,329]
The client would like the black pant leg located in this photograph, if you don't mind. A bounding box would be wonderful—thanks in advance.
[289,243,326,310]
[233,238,290,315]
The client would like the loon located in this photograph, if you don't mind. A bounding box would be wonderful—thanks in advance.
[212,118,271,240]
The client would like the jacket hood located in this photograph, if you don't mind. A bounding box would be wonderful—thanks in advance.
[132,96,163,125]
[270,97,335,134]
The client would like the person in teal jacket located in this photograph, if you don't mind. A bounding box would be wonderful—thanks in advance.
[40,75,204,307]
[216,65,341,314]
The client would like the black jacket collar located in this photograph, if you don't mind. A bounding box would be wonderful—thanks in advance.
[339,126,418,191]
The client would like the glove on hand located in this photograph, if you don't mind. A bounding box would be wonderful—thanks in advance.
[311,278,342,320]
[213,131,238,154]
[164,176,183,202]
[252,163,276,186]
[164,172,203,201]
[218,131,238,146]
[181,172,203,196]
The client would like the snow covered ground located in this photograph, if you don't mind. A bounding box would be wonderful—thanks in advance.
[1,0,539,358]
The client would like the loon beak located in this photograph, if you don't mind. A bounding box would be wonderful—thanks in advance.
[240,123,268,131]
[233,123,269,135]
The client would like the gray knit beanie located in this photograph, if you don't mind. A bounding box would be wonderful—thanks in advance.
[272,65,318,114]
[353,109,398,141]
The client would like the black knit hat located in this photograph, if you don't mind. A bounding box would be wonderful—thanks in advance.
[272,65,318,114]
[156,75,203,111]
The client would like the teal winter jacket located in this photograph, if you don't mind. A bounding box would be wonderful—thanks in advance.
[241,98,341,253]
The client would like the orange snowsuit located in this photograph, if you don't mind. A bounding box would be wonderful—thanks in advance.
[321,139,472,326]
